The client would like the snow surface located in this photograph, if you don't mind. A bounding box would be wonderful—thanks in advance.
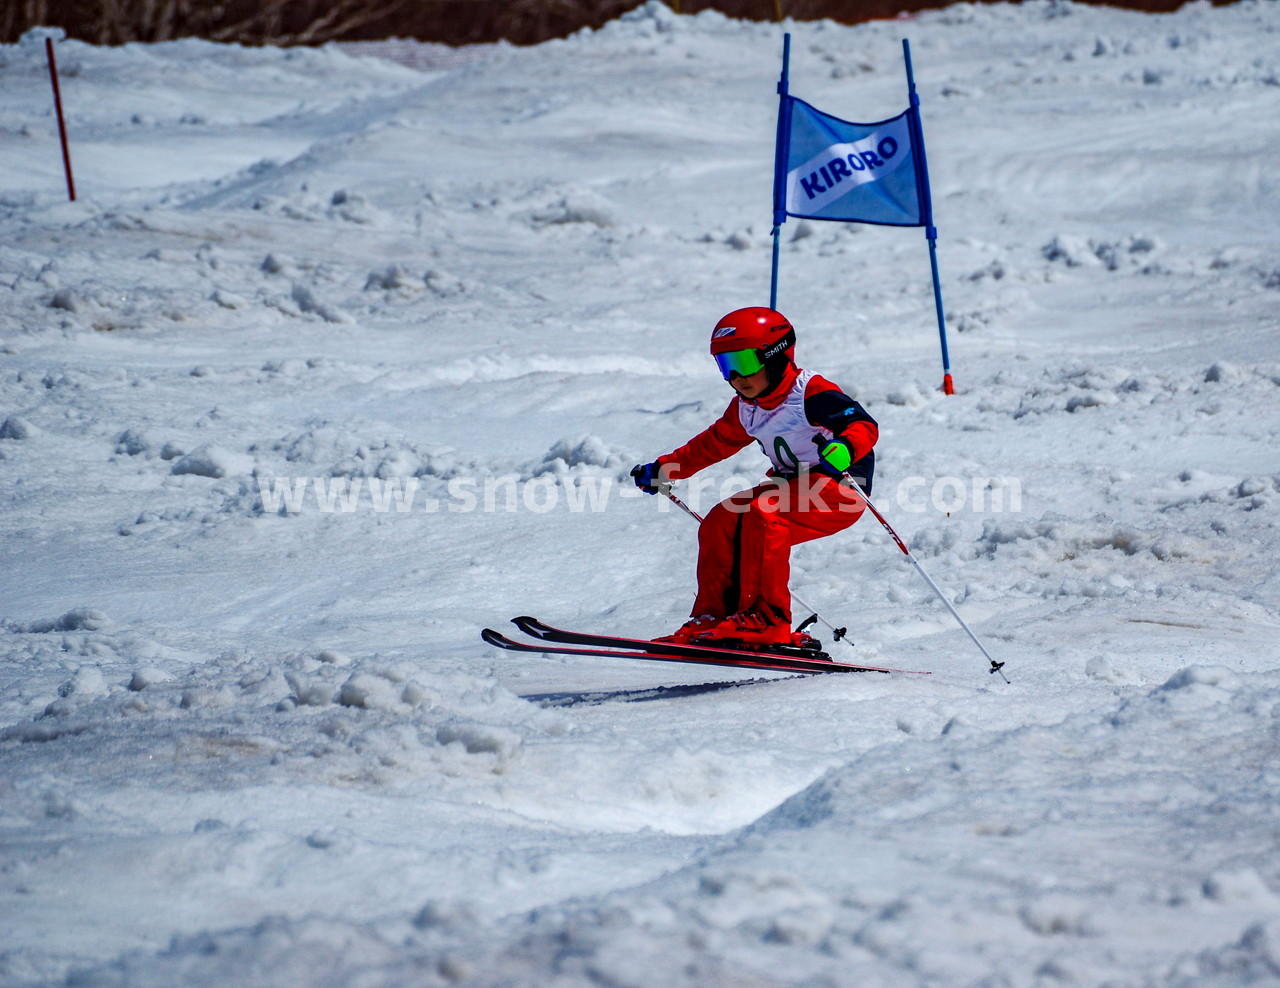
[2,2,1280,984]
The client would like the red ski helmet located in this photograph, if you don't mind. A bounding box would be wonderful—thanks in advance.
[709,307,796,381]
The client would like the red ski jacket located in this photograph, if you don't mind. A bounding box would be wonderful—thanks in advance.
[657,363,878,493]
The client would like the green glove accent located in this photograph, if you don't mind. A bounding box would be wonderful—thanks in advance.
[818,440,853,474]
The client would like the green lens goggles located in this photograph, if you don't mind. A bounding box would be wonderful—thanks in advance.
[714,348,765,381]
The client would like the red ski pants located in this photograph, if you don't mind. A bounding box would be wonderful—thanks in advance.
[690,475,865,626]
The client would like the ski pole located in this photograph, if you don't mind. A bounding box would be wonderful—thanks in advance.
[664,473,1008,682]
[817,460,1009,683]
[657,482,856,653]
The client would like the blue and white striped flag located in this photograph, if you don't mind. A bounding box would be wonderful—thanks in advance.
[779,97,923,228]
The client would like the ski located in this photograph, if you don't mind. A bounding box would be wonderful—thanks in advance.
[481,628,865,675]
[510,616,927,673]
[482,617,927,675]
[513,615,827,663]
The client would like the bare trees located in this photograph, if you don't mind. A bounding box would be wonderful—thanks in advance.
[5,0,1188,48]
[4,0,420,46]
[9,0,672,47]
[2,1,54,44]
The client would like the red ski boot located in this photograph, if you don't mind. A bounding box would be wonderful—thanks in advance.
[692,609,794,647]
[654,614,720,644]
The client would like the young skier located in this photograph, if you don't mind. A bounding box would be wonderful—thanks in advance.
[631,306,878,648]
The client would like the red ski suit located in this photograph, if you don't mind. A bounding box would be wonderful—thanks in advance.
[656,364,878,627]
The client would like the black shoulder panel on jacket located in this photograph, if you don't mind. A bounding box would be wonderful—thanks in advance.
[804,388,877,495]
[804,388,878,435]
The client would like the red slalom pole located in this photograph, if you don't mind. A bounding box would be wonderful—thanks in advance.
[45,37,77,202]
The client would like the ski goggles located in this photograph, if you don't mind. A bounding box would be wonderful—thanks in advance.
[713,348,765,381]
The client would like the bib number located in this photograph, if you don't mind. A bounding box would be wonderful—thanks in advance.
[773,436,801,474]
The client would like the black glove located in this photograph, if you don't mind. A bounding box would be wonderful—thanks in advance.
[630,461,663,495]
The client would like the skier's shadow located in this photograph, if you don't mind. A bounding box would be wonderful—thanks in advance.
[522,678,782,708]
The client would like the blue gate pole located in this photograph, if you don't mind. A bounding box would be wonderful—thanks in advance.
[769,33,792,310]
[902,39,954,395]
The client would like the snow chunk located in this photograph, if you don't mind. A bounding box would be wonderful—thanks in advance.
[48,288,83,312]
[530,191,616,229]
[435,721,522,759]
[1042,233,1101,268]
[304,828,355,852]
[68,916,406,987]
[1178,921,1280,986]
[170,445,254,479]
[885,383,928,408]
[533,434,628,479]
[14,607,111,633]
[364,264,425,294]
[59,666,109,698]
[337,673,399,710]
[211,288,250,310]
[1232,476,1272,499]
[327,189,388,226]
[261,252,295,275]
[40,788,86,819]
[0,416,39,440]
[424,269,466,297]
[114,428,151,455]
[1043,233,1162,271]
[0,720,92,743]
[978,516,1220,565]
[1065,390,1118,412]
[1085,654,1137,684]
[412,899,478,932]
[129,667,173,691]
[1020,896,1096,936]
[1160,665,1240,694]
[336,668,429,712]
[180,686,236,710]
[1204,361,1244,383]
[694,869,833,945]
[290,282,353,324]
[20,26,67,45]
[1202,868,1280,905]
[286,672,334,707]
[619,0,680,32]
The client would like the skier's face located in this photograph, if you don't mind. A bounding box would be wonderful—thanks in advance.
[729,367,770,399]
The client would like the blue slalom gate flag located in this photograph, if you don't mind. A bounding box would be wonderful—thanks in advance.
[768,35,954,394]
[780,100,922,227]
